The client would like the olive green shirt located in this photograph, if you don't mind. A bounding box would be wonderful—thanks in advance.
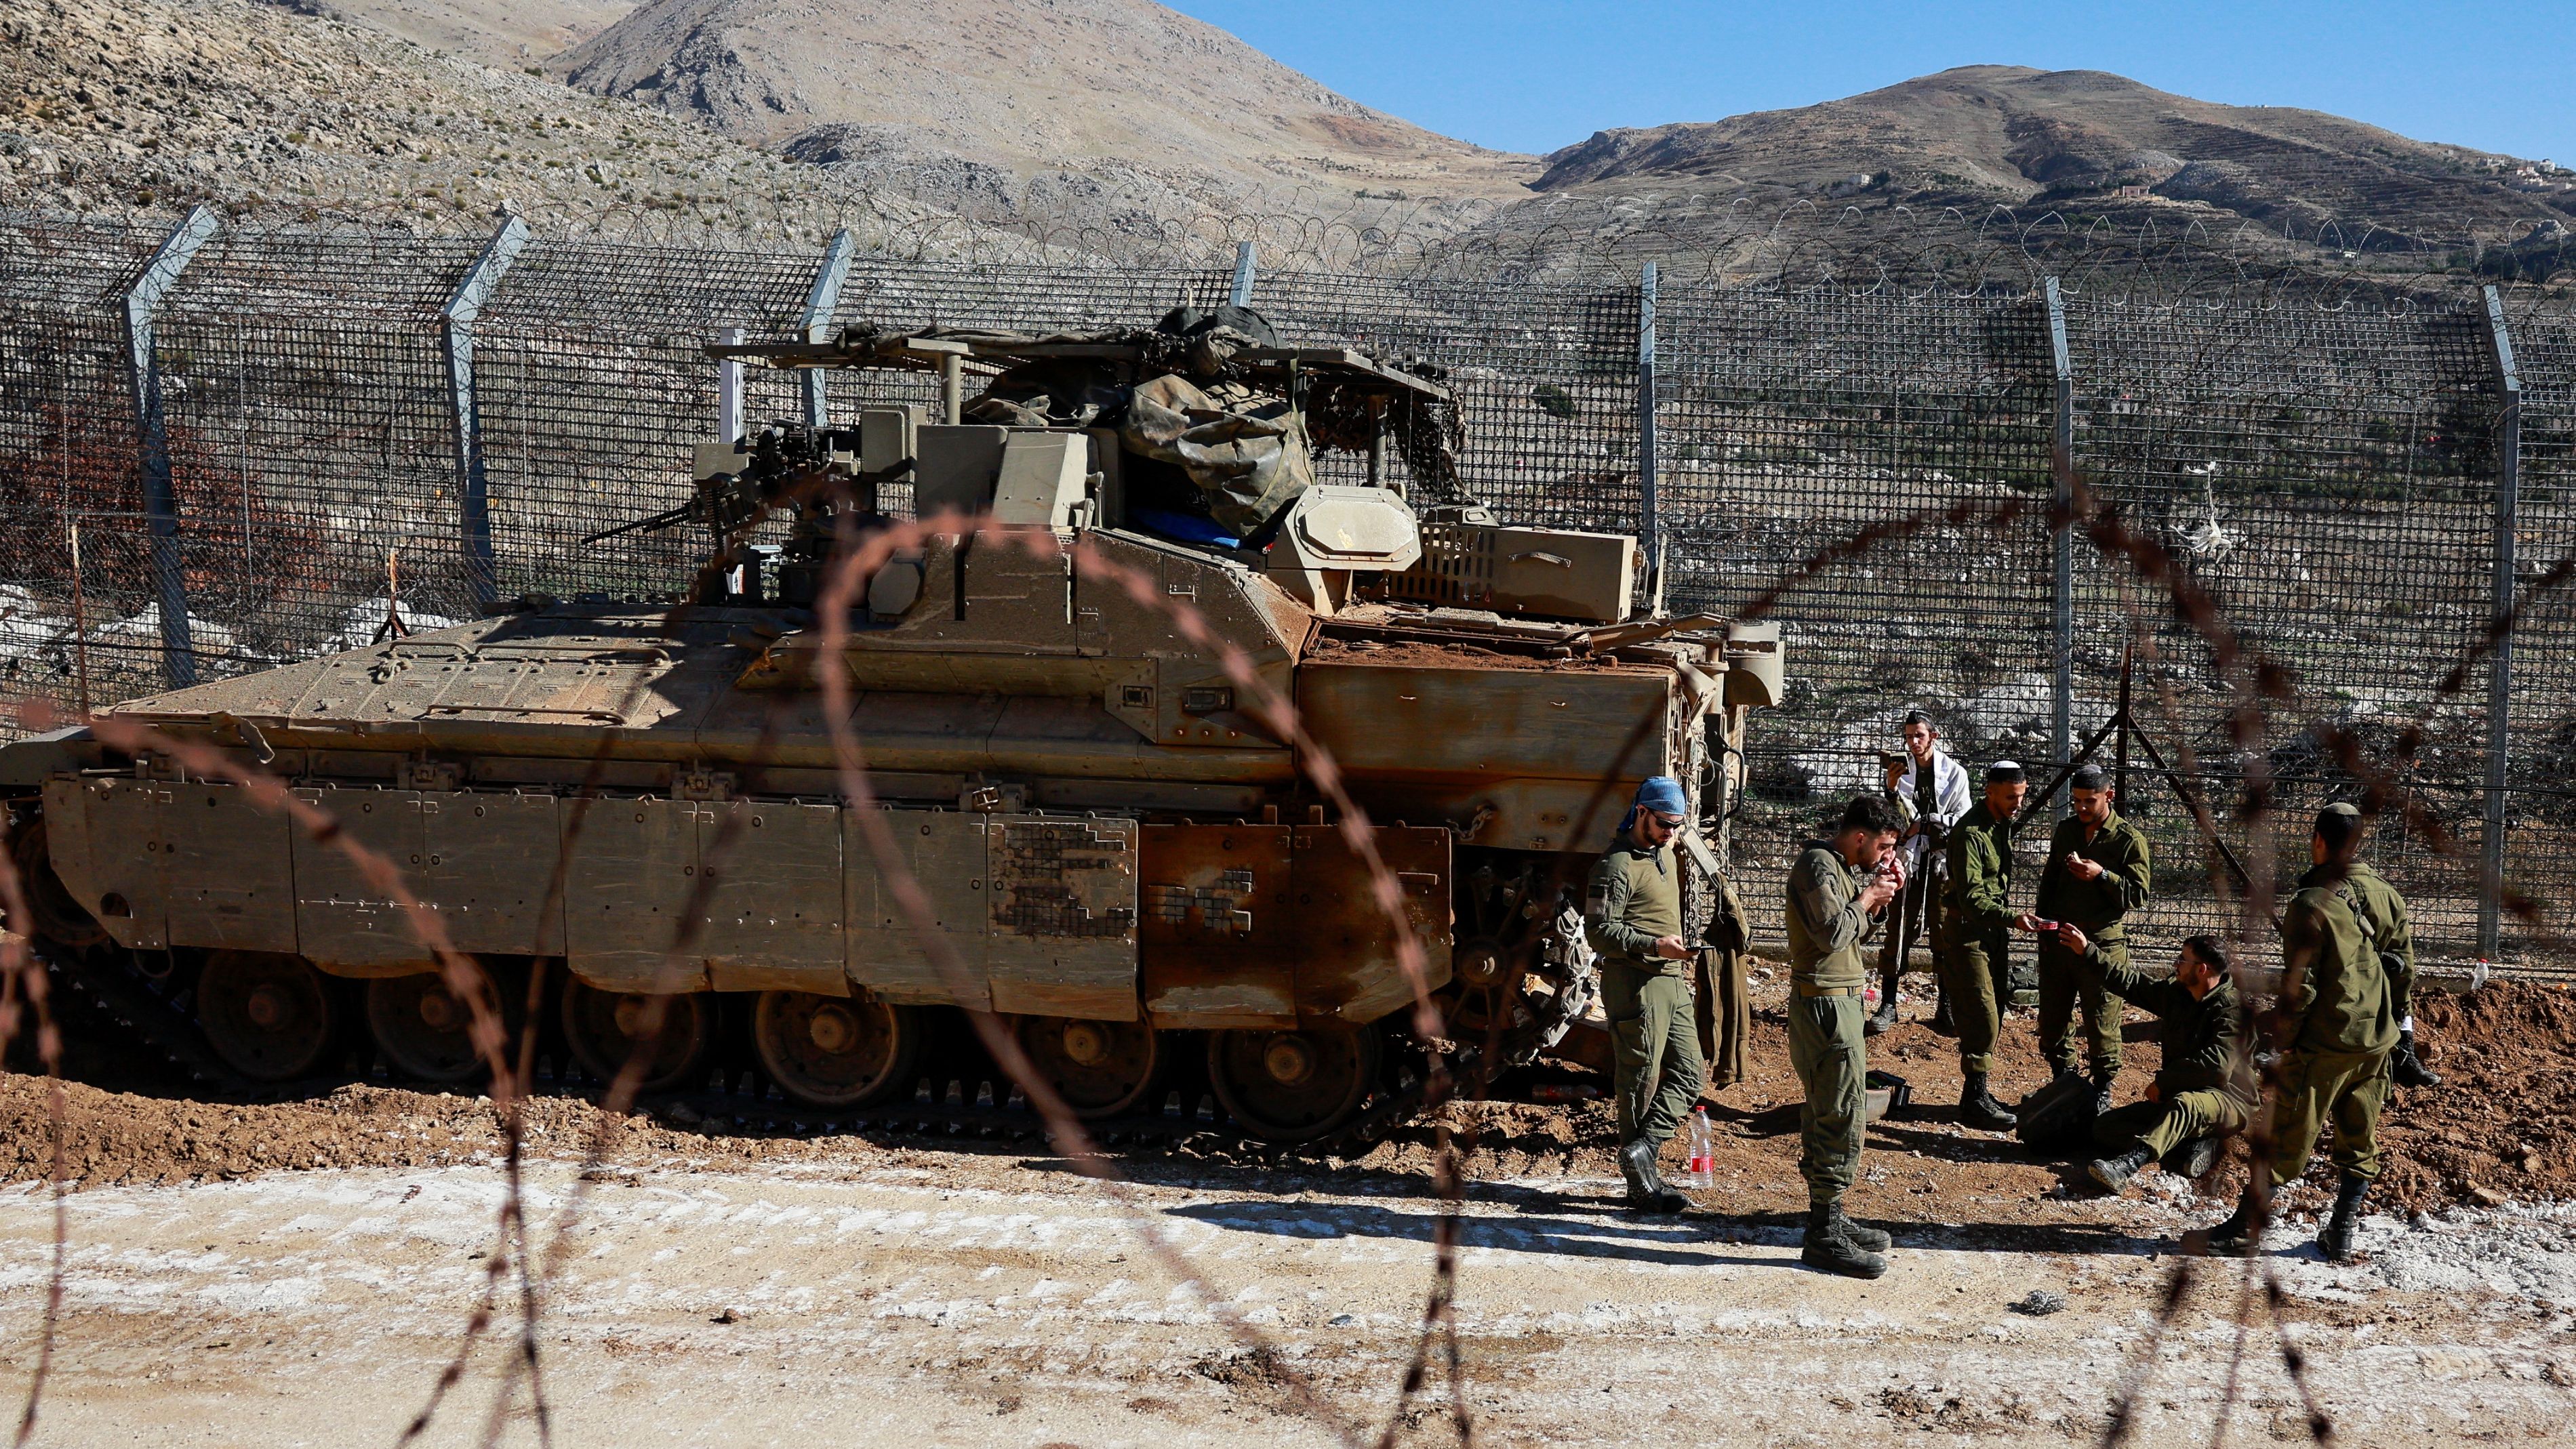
[2282,864,2398,1058]
[1946,801,2016,935]
[2073,942,2254,1107]
[2341,861,2415,1017]
[1585,838,1685,976]
[1785,842,1875,989]
[2034,808,2152,939]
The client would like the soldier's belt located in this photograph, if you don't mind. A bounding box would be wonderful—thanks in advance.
[1792,982,1864,998]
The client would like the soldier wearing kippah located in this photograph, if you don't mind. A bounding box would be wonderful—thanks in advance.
[1941,760,2028,1130]
[2032,762,2153,1107]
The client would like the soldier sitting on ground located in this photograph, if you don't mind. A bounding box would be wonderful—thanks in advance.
[2047,928,2253,1193]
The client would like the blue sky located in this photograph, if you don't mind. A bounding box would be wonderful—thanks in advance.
[1167,1,2575,165]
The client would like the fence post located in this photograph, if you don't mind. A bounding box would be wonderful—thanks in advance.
[799,229,857,429]
[440,211,529,611]
[1638,260,1659,580]
[2478,285,2521,961]
[1229,241,1257,308]
[2045,276,2076,800]
[123,205,220,689]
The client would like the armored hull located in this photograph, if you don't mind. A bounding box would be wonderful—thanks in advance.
[1,326,1784,1142]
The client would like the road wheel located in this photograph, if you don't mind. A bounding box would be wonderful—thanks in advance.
[751,992,919,1109]
[1206,1024,1380,1144]
[196,950,335,1082]
[559,978,712,1095]
[9,819,105,950]
[365,962,504,1084]
[1015,1015,1160,1119]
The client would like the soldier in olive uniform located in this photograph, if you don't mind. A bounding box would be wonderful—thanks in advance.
[2033,763,2152,1101]
[2200,806,2397,1262]
[1585,775,1703,1215]
[2058,930,2252,1192]
[1784,795,1905,1278]
[2327,802,2442,1090]
[1942,761,2027,1131]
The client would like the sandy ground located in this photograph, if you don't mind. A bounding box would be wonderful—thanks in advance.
[2,1145,2573,1448]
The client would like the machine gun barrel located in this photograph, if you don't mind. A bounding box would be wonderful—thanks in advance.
[578,500,699,546]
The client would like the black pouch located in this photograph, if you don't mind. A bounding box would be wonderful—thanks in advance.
[2014,1068,2097,1154]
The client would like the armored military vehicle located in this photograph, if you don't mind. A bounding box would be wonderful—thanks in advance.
[1,311,1782,1143]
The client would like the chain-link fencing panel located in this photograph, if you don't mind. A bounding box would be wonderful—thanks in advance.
[2064,295,2506,963]
[3,207,2573,971]
[1657,287,2057,918]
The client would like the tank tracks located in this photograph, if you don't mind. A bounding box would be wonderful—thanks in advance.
[35,943,1547,1162]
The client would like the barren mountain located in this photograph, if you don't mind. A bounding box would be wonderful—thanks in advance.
[290,0,637,67]
[1537,66,2575,252]
[550,0,1535,209]
[0,0,1013,251]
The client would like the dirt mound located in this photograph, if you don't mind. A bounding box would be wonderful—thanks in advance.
[4,975,2564,1225]
[2369,981,2576,1215]
[0,1076,891,1188]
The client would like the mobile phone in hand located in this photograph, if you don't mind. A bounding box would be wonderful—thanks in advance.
[2023,916,2062,935]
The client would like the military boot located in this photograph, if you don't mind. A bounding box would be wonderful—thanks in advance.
[2192,1189,2262,1257]
[1831,1206,1892,1253]
[1862,987,1899,1038]
[1801,1201,1887,1279]
[2087,1145,2154,1194]
[1619,1138,1688,1215]
[1958,1071,2017,1132]
[2087,1069,2117,1119]
[2391,1031,2442,1089]
[2318,1175,2370,1263]
[1929,989,1957,1037]
[2162,1135,2223,1181]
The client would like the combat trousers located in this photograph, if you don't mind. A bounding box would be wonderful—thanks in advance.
[2036,934,2127,1076]
[1786,990,1868,1207]
[1601,960,1704,1146]
[2267,1048,2391,1183]
[1693,946,1751,1089]
[1875,867,1946,1003]
[2092,1089,2248,1159]
[1939,923,2007,1075]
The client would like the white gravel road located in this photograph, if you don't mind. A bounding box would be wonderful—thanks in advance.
[0,1152,2570,1447]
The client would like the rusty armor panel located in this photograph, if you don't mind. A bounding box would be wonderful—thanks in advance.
[424,791,565,956]
[845,808,989,1008]
[161,780,297,954]
[1289,825,1454,1023]
[1138,823,1296,1028]
[699,799,845,994]
[46,776,169,951]
[986,815,1138,1021]
[565,798,710,992]
[292,788,435,969]
[1294,661,1674,853]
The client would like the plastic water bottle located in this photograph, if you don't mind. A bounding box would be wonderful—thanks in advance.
[1685,1105,1715,1189]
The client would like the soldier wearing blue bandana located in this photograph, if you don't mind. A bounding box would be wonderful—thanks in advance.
[1585,775,1703,1215]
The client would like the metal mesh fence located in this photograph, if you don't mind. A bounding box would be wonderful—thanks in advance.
[1,206,2569,969]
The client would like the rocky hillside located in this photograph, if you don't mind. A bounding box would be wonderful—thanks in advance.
[1537,66,2575,253]
[546,0,1533,224]
[0,0,1002,250]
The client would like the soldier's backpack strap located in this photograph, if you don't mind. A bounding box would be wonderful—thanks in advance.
[2333,880,2381,951]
